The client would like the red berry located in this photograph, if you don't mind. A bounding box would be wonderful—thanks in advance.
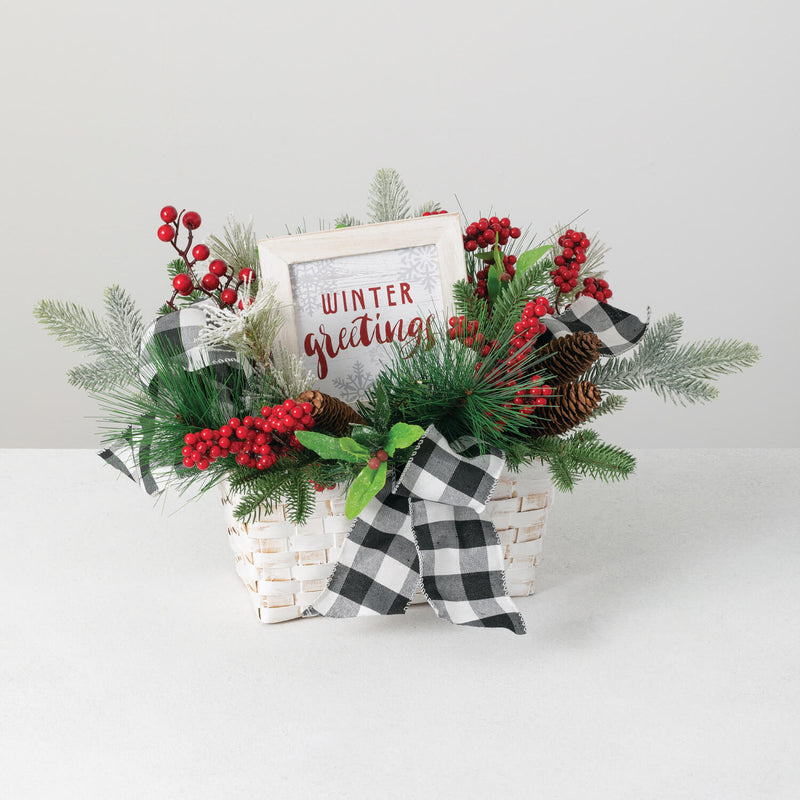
[172,274,193,295]
[477,218,489,231]
[376,449,389,462]
[182,211,201,230]
[201,273,220,291]
[510,227,521,238]
[158,224,175,242]
[570,231,582,243]
[229,418,241,428]
[160,206,178,223]
[209,259,227,277]
[466,224,478,236]
[563,247,574,259]
[220,289,237,306]
[500,217,510,228]
[192,244,210,261]
[464,240,478,252]
[580,238,590,249]
[236,426,249,439]
[283,398,296,409]
[238,268,254,283]
[182,457,194,469]
[554,255,565,267]
[184,433,197,445]
[367,457,380,470]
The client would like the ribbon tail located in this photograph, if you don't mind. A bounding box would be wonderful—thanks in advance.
[306,484,421,618]
[410,500,526,635]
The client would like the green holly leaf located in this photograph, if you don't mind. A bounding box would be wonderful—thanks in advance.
[473,252,496,261]
[349,424,380,449]
[385,422,425,457]
[340,437,371,460]
[294,431,366,464]
[345,461,387,519]
[515,245,553,275]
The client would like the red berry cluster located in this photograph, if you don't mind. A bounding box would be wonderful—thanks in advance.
[158,205,256,311]
[463,217,521,252]
[448,316,498,356]
[421,209,448,216]
[471,254,518,297]
[311,481,337,492]
[508,297,553,360]
[367,449,389,470]
[550,229,591,296]
[579,276,612,302]
[181,399,316,472]
[508,373,553,416]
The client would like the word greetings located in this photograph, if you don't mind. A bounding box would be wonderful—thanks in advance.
[304,282,433,379]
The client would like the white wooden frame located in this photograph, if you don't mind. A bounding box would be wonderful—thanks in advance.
[257,213,465,359]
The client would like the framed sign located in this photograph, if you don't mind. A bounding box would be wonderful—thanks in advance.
[258,213,465,402]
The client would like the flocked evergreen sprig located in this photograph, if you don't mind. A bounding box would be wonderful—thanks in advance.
[588,314,761,405]
[34,285,144,392]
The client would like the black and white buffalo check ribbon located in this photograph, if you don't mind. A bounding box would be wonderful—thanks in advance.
[306,426,526,634]
[542,295,648,356]
[99,300,250,495]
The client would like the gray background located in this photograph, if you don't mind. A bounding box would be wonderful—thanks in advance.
[3,0,796,448]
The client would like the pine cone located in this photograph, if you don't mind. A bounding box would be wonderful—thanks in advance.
[538,381,602,436]
[539,331,603,385]
[296,390,365,436]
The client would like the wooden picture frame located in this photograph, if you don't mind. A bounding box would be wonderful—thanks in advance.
[257,213,465,402]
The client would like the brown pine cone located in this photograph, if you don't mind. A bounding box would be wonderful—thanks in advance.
[538,381,602,436]
[539,331,603,385]
[296,390,365,436]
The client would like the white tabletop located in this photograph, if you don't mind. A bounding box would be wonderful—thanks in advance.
[1,449,798,800]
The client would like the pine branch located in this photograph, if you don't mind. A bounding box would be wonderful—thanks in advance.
[207,216,261,280]
[34,286,144,391]
[586,392,628,420]
[334,213,362,228]
[367,168,411,223]
[589,314,760,406]
[412,200,442,217]
[506,428,636,491]
[487,258,555,344]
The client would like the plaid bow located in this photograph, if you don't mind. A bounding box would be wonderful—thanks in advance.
[99,301,250,495]
[307,426,526,634]
[542,295,648,356]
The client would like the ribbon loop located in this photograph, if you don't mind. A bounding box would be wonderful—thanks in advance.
[307,426,526,634]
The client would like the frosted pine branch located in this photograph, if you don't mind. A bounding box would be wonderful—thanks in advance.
[208,216,261,281]
[367,168,411,223]
[589,314,760,405]
[333,213,362,228]
[412,200,442,217]
[34,285,144,392]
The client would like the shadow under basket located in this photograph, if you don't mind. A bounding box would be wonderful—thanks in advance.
[220,461,554,624]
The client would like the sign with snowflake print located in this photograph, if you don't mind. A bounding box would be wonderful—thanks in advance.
[258,215,466,402]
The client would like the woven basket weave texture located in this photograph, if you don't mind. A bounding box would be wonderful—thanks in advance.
[221,461,553,624]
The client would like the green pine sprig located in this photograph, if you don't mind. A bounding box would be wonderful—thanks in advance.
[504,428,636,491]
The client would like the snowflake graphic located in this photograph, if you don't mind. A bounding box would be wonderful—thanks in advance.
[290,258,339,315]
[332,361,375,403]
[399,245,441,295]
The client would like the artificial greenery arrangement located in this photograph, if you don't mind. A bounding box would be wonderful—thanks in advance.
[35,169,759,524]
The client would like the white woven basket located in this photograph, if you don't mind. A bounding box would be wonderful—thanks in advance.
[221,461,554,623]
